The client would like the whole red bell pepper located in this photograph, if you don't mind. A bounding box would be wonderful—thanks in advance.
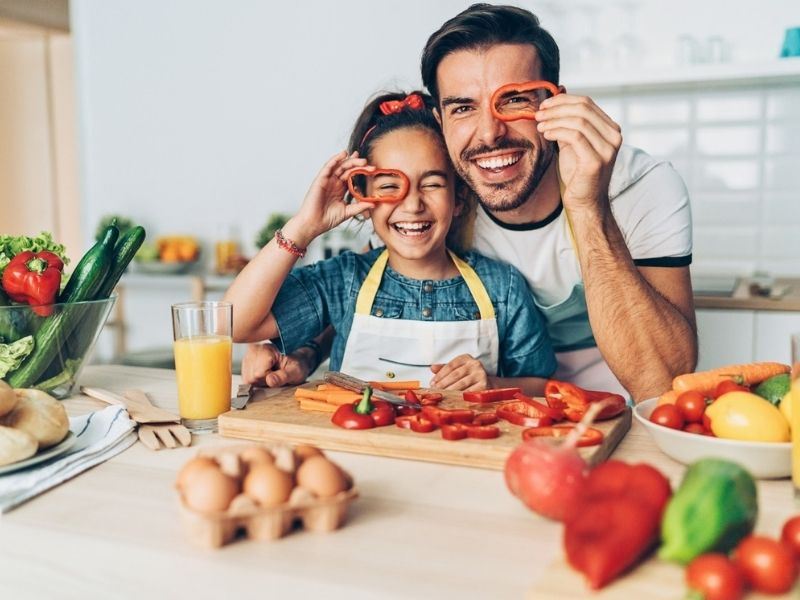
[1,250,64,317]
[563,460,672,589]
[331,386,395,429]
[544,380,626,422]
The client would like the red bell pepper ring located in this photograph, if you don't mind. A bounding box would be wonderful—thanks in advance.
[471,412,499,426]
[395,414,437,434]
[441,422,501,441]
[1,250,64,317]
[420,406,475,426]
[490,80,561,122]
[521,425,604,447]
[544,380,626,423]
[347,168,410,203]
[495,400,555,428]
[462,387,522,403]
[331,386,395,429]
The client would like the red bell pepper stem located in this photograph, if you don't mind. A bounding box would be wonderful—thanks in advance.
[355,386,374,415]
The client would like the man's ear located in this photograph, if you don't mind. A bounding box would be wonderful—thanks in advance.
[433,107,442,126]
[558,84,567,94]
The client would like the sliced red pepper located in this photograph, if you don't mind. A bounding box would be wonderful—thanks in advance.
[471,412,499,426]
[462,387,522,403]
[514,392,565,421]
[496,400,555,428]
[395,405,420,417]
[404,390,443,406]
[421,406,475,426]
[331,387,395,429]
[395,414,437,433]
[521,425,604,447]
[1,250,64,317]
[544,380,626,423]
[441,422,501,441]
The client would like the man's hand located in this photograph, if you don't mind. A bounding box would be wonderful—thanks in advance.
[535,94,622,213]
[241,343,315,387]
[429,354,491,391]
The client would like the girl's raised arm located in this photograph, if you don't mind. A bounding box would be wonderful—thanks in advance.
[223,151,373,342]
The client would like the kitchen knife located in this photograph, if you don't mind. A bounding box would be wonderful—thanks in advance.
[231,383,252,410]
[323,371,421,408]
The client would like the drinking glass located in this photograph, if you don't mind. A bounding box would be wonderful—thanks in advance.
[792,333,800,500]
[171,301,233,433]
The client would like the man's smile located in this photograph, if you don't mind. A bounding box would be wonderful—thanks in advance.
[473,151,523,173]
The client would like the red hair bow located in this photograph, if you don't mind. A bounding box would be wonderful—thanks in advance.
[379,93,425,115]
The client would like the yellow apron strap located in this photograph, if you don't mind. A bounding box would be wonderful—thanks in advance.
[355,250,389,315]
[448,251,496,320]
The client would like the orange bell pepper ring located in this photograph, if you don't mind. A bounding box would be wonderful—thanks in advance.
[490,80,561,122]
[347,168,410,203]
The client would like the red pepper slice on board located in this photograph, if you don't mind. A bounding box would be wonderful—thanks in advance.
[331,387,395,429]
[471,412,499,426]
[395,414,437,434]
[441,422,501,441]
[462,387,522,403]
[395,405,420,417]
[421,406,475,426]
[521,425,604,448]
[496,400,555,428]
[405,390,443,407]
[544,380,626,423]
[514,393,565,421]
[1,250,64,317]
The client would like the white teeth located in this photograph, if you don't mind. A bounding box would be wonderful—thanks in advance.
[392,221,432,236]
[475,153,521,169]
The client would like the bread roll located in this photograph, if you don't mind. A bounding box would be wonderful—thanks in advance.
[0,381,17,418]
[0,425,37,466]
[1,389,69,449]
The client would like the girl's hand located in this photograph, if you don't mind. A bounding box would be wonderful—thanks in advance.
[429,354,492,392]
[289,151,375,245]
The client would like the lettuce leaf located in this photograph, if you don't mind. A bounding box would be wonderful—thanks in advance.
[0,232,70,277]
[0,335,34,379]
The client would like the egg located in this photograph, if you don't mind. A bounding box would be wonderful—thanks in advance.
[293,444,323,463]
[240,446,274,468]
[243,463,294,507]
[175,456,219,490]
[182,466,240,513]
[295,456,348,498]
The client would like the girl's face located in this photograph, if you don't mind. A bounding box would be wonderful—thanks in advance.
[367,127,456,263]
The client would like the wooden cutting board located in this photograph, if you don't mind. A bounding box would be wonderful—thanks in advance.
[218,384,631,470]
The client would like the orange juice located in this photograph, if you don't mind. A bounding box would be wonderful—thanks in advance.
[215,240,238,274]
[173,335,232,419]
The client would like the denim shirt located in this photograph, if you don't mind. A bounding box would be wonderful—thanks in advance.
[271,248,556,378]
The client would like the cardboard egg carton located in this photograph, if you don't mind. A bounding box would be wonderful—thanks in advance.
[177,443,358,549]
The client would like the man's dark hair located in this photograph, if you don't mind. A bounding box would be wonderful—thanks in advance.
[421,3,560,103]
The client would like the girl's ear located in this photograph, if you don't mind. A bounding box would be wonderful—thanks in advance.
[433,107,442,126]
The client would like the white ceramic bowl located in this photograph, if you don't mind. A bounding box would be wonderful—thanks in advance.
[633,398,791,479]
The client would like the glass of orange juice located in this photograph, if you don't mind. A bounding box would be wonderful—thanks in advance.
[792,333,800,501]
[171,301,233,433]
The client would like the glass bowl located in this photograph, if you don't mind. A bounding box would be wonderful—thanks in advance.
[1,295,116,399]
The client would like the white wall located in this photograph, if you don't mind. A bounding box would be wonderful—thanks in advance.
[70,0,800,259]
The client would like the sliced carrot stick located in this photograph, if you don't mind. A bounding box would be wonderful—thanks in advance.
[657,389,681,406]
[369,380,420,390]
[322,392,362,406]
[298,398,337,413]
[672,362,789,395]
[316,384,351,392]
[294,388,330,401]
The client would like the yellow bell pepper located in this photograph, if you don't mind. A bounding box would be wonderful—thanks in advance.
[780,390,792,429]
[706,391,790,442]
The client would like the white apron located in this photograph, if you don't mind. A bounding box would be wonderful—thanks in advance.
[339,250,499,383]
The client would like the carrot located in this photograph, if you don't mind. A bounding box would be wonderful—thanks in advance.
[316,384,351,392]
[294,388,361,404]
[657,389,681,406]
[294,388,330,401]
[298,398,337,413]
[368,380,420,391]
[672,362,790,396]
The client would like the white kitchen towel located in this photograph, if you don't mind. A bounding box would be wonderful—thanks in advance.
[0,405,137,514]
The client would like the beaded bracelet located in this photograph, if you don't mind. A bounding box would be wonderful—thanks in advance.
[275,229,306,258]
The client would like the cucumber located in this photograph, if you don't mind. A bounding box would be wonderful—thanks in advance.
[96,225,146,298]
[7,226,119,389]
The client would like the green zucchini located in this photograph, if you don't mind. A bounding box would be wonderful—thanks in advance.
[96,225,146,298]
[7,226,119,389]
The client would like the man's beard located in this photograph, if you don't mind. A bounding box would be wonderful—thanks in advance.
[456,138,554,213]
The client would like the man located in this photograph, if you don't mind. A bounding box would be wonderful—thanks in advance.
[243,4,697,402]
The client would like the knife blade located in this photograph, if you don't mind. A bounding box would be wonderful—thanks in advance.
[232,383,252,410]
[323,371,421,408]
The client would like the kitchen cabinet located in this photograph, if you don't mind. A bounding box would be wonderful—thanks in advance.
[754,312,800,364]
[695,309,755,370]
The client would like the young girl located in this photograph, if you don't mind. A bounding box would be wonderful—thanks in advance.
[224,92,555,393]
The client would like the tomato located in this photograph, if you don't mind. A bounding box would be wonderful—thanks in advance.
[675,391,707,423]
[734,535,798,594]
[713,379,750,398]
[686,553,745,600]
[650,404,685,430]
[781,515,800,558]
[683,423,706,435]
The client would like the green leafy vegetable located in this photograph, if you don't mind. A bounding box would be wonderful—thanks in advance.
[0,335,34,378]
[0,232,70,278]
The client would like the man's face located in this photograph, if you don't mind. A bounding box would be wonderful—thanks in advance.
[435,43,556,213]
